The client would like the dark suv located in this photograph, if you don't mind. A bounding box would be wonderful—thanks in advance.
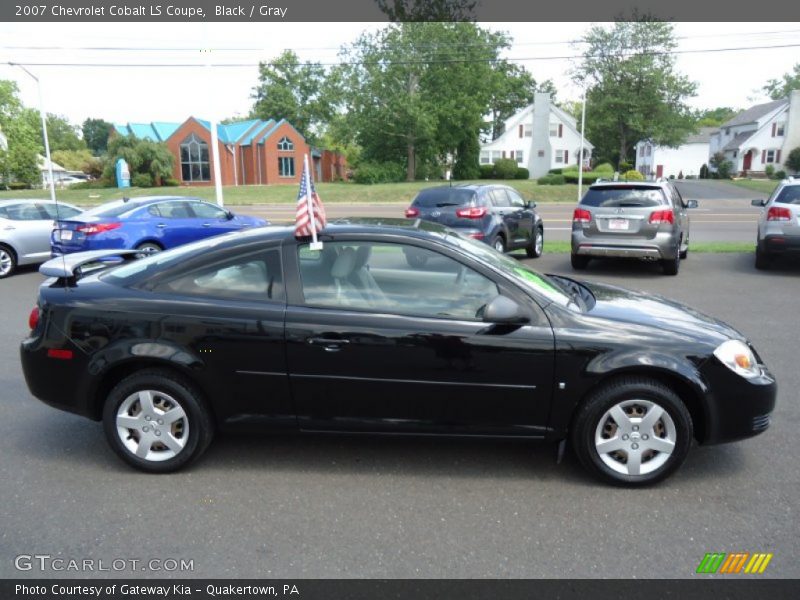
[404,184,543,257]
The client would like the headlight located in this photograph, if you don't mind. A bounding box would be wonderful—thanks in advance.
[713,340,760,379]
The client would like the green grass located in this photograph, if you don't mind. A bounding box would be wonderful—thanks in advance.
[523,241,755,255]
[0,179,582,207]
[728,179,780,196]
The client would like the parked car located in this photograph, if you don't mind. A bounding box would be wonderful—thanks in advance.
[752,177,800,269]
[571,179,698,275]
[22,219,776,485]
[51,196,267,256]
[0,199,83,278]
[404,184,543,259]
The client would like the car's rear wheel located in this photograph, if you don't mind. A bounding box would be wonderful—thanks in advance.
[491,235,506,254]
[570,253,589,270]
[102,369,214,473]
[571,377,692,486]
[662,245,680,275]
[135,241,163,256]
[0,244,17,279]
[526,226,544,258]
[679,238,688,260]
[755,243,771,270]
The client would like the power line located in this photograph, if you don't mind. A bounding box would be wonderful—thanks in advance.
[5,42,800,68]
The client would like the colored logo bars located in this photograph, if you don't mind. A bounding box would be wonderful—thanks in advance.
[696,552,773,574]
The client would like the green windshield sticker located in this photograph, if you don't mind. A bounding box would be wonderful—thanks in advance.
[513,267,559,293]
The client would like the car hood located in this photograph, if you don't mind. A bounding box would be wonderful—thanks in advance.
[579,280,743,343]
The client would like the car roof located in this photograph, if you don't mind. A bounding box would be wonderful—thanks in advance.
[0,198,79,208]
[588,180,669,189]
[416,183,512,193]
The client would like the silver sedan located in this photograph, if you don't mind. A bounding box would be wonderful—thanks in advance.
[0,199,83,278]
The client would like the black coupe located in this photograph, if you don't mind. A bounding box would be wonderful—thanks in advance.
[20,219,776,485]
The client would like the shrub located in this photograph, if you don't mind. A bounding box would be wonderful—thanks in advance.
[765,164,775,178]
[478,165,494,179]
[785,147,800,173]
[69,179,112,190]
[623,170,644,181]
[492,158,518,180]
[548,168,563,175]
[563,172,602,184]
[8,181,30,190]
[699,164,709,179]
[132,173,153,188]
[515,167,529,180]
[537,174,565,185]
[774,170,787,180]
[353,161,405,185]
[710,152,733,179]
[594,162,615,174]
[163,178,180,187]
[618,161,632,172]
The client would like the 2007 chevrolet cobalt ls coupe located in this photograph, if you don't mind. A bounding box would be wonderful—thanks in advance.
[20,220,776,485]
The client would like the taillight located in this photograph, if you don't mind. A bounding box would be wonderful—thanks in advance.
[649,209,674,224]
[28,307,40,330]
[455,206,488,219]
[76,222,122,235]
[573,208,592,224]
[405,207,420,218]
[767,206,792,221]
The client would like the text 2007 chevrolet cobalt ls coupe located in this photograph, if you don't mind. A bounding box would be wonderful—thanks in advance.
[20,220,776,485]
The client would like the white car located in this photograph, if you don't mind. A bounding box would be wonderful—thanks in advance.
[0,199,83,278]
[752,177,800,269]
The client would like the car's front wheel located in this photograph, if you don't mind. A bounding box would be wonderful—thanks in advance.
[102,369,214,473]
[526,226,543,258]
[491,234,506,254]
[571,377,692,486]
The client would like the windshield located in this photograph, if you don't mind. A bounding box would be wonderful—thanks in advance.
[444,232,575,309]
[581,186,666,208]
[413,188,476,208]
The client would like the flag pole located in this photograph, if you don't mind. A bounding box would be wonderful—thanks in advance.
[305,154,322,250]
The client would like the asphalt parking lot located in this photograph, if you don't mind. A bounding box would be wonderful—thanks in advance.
[0,252,798,579]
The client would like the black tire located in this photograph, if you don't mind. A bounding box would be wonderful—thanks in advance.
[135,241,163,256]
[679,242,688,260]
[0,244,17,279]
[491,234,506,254]
[525,226,544,258]
[405,251,428,268]
[571,376,693,486]
[570,253,589,270]
[755,244,771,270]
[102,369,214,473]
[662,247,680,275]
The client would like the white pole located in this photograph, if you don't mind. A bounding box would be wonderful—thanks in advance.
[578,87,587,203]
[304,154,322,250]
[12,64,56,203]
[202,36,224,207]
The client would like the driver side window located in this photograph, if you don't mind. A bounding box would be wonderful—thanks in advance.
[297,241,499,321]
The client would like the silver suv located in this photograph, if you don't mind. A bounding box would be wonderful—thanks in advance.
[570,180,697,275]
[752,177,800,270]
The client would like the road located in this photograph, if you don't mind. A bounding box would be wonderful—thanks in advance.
[235,180,766,244]
[0,251,797,579]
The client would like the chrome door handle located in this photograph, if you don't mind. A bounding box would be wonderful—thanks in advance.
[308,337,350,351]
[202,223,211,227]
[156,223,167,228]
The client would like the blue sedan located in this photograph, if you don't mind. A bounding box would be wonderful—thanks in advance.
[51,196,268,256]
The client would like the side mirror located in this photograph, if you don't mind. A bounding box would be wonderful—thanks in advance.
[482,295,529,324]
[524,200,536,209]
[751,199,766,207]
[225,210,235,220]
[685,199,698,209]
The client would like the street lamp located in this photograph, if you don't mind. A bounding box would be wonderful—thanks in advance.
[8,62,57,204]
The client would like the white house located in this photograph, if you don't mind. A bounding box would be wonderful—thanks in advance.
[480,92,594,179]
[709,90,800,176]
[635,127,715,179]
[38,155,68,187]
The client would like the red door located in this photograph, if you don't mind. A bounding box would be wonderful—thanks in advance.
[656,165,664,178]
[743,151,752,171]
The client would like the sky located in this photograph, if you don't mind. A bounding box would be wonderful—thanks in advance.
[0,21,797,128]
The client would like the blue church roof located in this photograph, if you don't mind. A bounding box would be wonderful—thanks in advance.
[113,118,292,145]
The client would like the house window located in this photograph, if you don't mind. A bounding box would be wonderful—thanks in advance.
[725,128,730,135]
[555,150,564,164]
[733,151,737,158]
[639,146,644,157]
[549,123,559,137]
[278,157,295,177]
[482,150,503,164]
[277,136,294,151]
[516,150,524,164]
[766,150,776,163]
[180,133,210,182]
[480,151,491,165]
[523,124,532,137]
[776,122,785,136]
[645,145,651,157]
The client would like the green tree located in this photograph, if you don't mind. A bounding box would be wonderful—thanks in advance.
[375,0,478,21]
[785,147,800,173]
[52,148,95,171]
[0,81,41,186]
[46,114,85,152]
[82,118,113,154]
[103,135,174,186]
[251,50,333,144]
[763,63,800,100]
[695,107,738,127]
[572,20,697,167]
[710,151,732,179]
[337,22,510,181]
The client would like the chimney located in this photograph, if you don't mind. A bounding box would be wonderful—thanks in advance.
[529,92,552,178]
[783,90,800,173]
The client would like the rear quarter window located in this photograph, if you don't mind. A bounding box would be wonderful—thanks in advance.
[580,186,667,208]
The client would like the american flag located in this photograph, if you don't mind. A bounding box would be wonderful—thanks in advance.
[295,155,327,238]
